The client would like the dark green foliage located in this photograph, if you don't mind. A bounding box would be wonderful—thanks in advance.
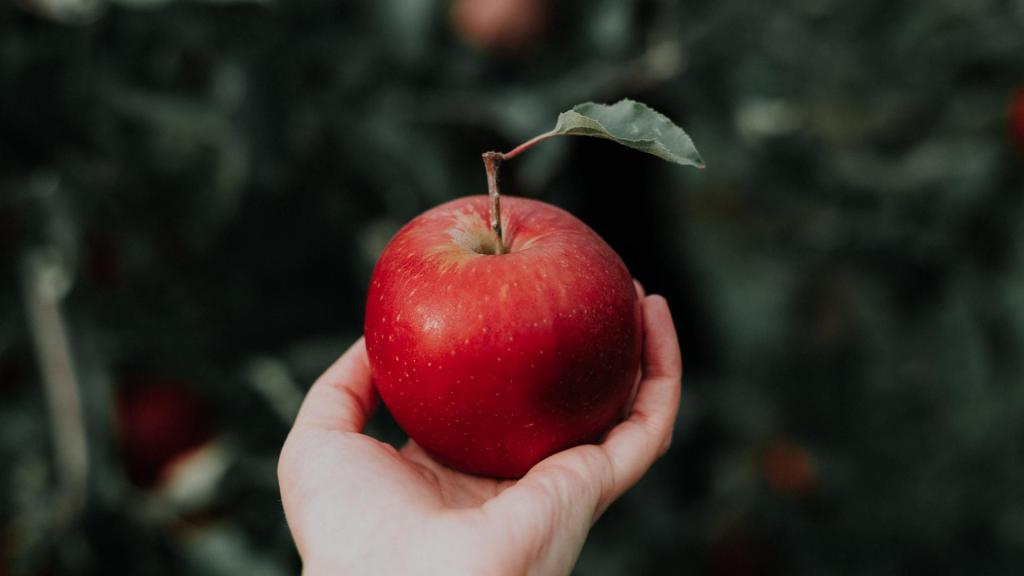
[2,0,1023,574]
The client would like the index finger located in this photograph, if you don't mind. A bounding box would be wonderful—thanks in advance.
[291,337,379,433]
[485,295,682,527]
[597,294,681,509]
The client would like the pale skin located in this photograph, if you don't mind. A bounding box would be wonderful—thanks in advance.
[278,282,682,575]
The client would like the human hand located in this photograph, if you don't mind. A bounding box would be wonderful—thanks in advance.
[278,284,682,575]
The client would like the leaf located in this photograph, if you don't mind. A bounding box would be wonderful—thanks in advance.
[551,99,705,168]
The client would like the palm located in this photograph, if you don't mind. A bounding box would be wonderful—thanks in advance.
[279,290,681,576]
[396,441,514,507]
[322,430,514,509]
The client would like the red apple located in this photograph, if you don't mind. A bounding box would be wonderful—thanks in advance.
[1011,87,1024,153]
[365,195,642,478]
[450,0,549,55]
[117,379,215,487]
[761,438,817,499]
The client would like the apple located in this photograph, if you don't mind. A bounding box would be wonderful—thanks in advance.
[365,100,703,477]
[365,194,642,478]
[117,379,215,487]
[1011,87,1024,153]
[760,438,817,499]
[450,0,549,55]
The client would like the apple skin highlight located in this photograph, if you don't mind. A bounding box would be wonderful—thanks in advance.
[366,196,642,478]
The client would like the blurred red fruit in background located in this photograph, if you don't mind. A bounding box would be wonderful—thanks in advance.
[451,0,549,54]
[1010,87,1024,153]
[761,438,817,499]
[117,379,214,487]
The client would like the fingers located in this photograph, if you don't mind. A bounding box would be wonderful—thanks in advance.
[279,338,375,559]
[633,279,646,299]
[291,337,379,433]
[486,294,682,531]
[598,294,681,510]
[482,443,613,556]
[623,278,646,417]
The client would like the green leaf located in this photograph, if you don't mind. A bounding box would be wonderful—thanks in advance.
[552,99,705,168]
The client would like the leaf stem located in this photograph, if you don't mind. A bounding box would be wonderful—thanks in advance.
[481,130,563,254]
[501,130,559,160]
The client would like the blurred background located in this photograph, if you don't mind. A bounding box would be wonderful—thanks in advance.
[2,0,1024,574]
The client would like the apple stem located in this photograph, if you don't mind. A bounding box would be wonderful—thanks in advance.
[480,130,561,254]
[482,151,506,254]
